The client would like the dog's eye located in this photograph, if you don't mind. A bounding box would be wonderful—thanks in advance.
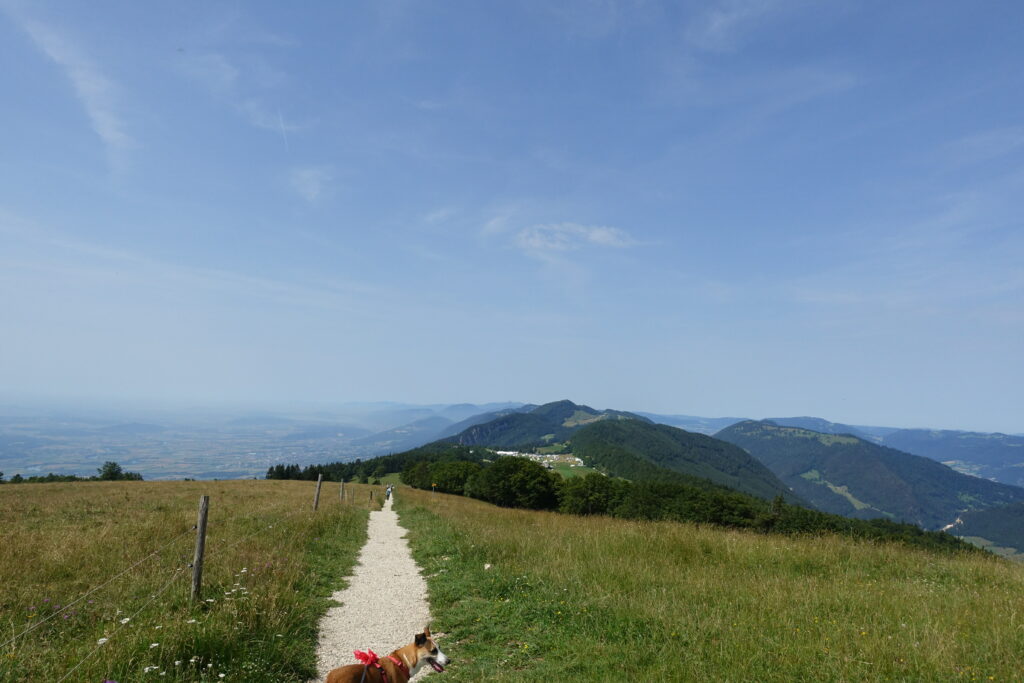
[430,647,438,655]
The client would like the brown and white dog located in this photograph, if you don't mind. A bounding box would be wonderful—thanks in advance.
[324,627,449,683]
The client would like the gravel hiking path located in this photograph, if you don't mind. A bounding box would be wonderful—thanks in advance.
[313,495,434,682]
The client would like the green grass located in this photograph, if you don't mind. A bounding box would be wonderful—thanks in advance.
[395,487,1024,681]
[800,469,888,513]
[961,536,1024,562]
[0,479,376,682]
[549,463,600,479]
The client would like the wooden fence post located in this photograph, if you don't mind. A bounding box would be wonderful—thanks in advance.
[313,474,323,511]
[339,479,345,501]
[191,495,209,603]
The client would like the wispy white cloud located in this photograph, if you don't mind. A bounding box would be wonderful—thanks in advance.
[6,7,133,158]
[779,180,1024,325]
[289,166,333,202]
[177,52,240,92]
[685,0,794,53]
[515,222,636,254]
[945,126,1024,166]
[423,207,457,224]
[0,215,381,315]
[175,49,302,140]
[480,206,521,237]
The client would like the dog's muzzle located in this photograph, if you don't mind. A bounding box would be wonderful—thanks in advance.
[427,651,449,672]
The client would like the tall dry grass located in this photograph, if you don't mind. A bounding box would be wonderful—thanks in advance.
[0,479,379,682]
[397,487,1024,681]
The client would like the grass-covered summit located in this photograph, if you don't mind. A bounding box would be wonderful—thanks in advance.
[444,400,795,503]
[569,419,798,503]
[445,399,644,448]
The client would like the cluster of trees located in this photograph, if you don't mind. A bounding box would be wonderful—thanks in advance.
[0,461,143,484]
[265,444,491,485]
[397,456,973,555]
[266,446,976,556]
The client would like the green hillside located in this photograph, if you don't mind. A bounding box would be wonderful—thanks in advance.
[446,399,645,448]
[716,420,1024,529]
[951,502,1024,558]
[570,419,799,503]
[269,438,975,556]
[434,404,536,440]
[443,401,797,503]
[881,429,1024,487]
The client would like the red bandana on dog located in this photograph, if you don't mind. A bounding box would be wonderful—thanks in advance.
[353,649,380,667]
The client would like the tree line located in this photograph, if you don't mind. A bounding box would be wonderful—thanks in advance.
[0,461,143,484]
[265,444,491,484]
[267,446,976,556]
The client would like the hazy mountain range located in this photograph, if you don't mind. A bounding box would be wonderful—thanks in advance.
[2,399,1022,489]
[6,397,1024,557]
[427,402,1024,558]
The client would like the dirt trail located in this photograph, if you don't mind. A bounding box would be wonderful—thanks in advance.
[313,494,433,681]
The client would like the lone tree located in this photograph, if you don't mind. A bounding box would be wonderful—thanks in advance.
[96,461,142,481]
[98,461,125,480]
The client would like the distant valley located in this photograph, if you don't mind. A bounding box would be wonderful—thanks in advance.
[0,401,523,480]
[2,400,1022,491]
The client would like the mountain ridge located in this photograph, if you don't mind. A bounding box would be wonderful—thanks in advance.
[715,420,1024,529]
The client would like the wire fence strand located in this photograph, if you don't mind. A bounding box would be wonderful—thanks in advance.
[1,526,195,651]
[57,567,188,683]
[10,485,340,681]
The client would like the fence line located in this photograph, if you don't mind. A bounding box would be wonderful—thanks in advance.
[56,566,189,683]
[8,479,356,680]
[0,526,195,651]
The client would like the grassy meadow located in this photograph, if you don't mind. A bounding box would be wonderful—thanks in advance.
[395,487,1024,681]
[0,479,380,682]
[548,463,600,479]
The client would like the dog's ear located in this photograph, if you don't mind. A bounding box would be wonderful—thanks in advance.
[424,625,431,638]
[415,632,427,646]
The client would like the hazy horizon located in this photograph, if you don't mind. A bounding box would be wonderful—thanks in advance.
[3,2,1022,434]
[1,393,1019,436]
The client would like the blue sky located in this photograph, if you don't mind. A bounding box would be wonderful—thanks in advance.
[1,0,1022,432]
